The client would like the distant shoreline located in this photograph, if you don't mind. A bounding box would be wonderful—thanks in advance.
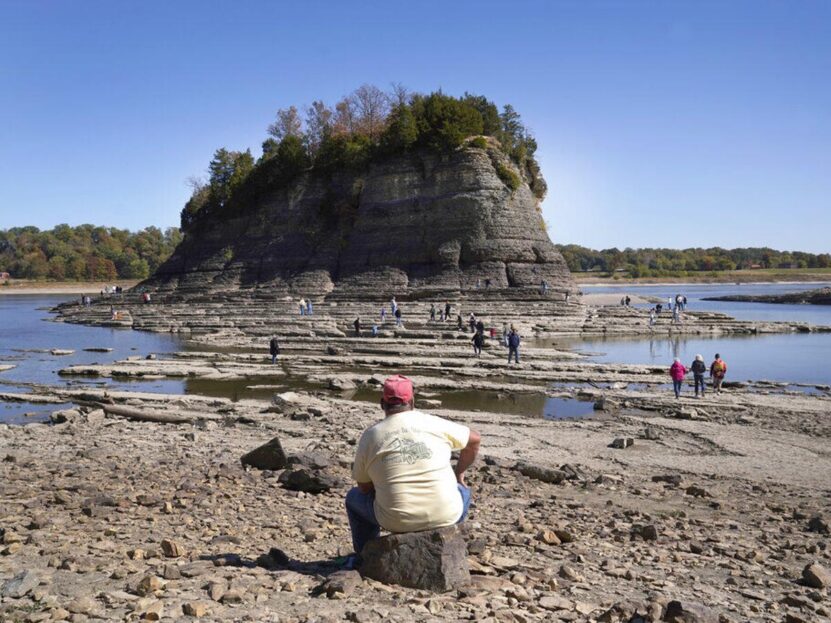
[0,280,139,296]
[577,280,831,288]
[575,272,831,287]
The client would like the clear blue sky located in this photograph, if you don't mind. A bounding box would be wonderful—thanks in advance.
[2,0,829,252]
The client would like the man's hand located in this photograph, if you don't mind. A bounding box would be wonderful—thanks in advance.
[454,429,480,486]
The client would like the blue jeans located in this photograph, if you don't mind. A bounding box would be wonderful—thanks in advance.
[694,375,705,395]
[673,379,683,398]
[508,347,519,363]
[345,484,471,555]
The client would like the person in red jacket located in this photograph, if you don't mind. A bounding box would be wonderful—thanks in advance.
[669,358,688,399]
[710,353,728,394]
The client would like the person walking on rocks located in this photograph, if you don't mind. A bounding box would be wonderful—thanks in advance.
[345,375,480,559]
[468,313,476,333]
[649,308,656,327]
[670,358,687,398]
[380,306,386,323]
[672,305,682,325]
[507,328,521,364]
[710,353,727,394]
[395,306,403,327]
[444,302,451,321]
[475,319,485,336]
[456,314,463,330]
[306,299,313,316]
[298,298,306,316]
[690,354,706,397]
[429,303,436,322]
[354,317,361,337]
[269,337,280,364]
[471,331,484,357]
[390,297,397,315]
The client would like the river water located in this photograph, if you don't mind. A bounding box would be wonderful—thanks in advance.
[581,282,831,326]
[1,288,829,423]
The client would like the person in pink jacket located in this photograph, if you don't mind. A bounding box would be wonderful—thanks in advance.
[669,358,688,398]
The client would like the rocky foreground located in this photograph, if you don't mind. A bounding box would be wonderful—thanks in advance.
[1,295,830,622]
[2,384,830,623]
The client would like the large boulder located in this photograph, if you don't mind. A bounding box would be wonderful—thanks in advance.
[240,437,288,470]
[359,525,470,592]
[802,561,830,589]
[662,600,718,623]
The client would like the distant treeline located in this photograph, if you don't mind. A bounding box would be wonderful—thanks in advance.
[181,84,543,231]
[0,225,182,281]
[555,244,831,277]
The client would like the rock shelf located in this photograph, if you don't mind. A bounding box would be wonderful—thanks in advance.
[0,295,828,620]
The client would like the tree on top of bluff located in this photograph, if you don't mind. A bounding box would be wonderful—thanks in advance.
[180,85,542,231]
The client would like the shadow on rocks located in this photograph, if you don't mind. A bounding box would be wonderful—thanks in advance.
[199,548,344,579]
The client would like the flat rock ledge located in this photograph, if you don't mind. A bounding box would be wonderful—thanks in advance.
[360,525,470,592]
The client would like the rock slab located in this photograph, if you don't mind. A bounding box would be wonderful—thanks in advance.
[360,525,470,592]
[802,561,830,589]
[1,570,39,598]
[240,436,288,470]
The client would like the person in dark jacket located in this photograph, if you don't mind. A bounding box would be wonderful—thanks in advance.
[507,329,521,364]
[471,332,484,357]
[354,317,361,337]
[475,319,485,335]
[690,354,706,397]
[269,337,280,364]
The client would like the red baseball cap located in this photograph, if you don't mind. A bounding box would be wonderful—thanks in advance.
[382,375,414,405]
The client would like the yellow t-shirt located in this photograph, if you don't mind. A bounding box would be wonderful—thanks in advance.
[352,409,470,533]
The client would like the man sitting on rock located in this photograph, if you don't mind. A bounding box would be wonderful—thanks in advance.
[345,375,481,563]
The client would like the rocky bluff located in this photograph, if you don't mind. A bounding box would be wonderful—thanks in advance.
[145,143,574,298]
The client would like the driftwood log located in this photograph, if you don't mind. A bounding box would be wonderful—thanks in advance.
[101,403,206,424]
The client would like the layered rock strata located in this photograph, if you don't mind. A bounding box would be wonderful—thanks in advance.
[144,146,574,298]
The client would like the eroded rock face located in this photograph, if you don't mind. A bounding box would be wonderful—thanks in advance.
[145,147,573,297]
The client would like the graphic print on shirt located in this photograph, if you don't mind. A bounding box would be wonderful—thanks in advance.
[383,438,433,465]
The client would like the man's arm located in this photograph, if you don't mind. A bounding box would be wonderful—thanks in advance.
[454,429,481,486]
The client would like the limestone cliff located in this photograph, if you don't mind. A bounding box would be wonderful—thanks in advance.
[145,143,574,298]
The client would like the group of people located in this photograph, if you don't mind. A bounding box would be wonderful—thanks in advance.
[648,293,689,326]
[100,285,124,296]
[428,301,454,322]
[297,298,314,316]
[669,353,728,398]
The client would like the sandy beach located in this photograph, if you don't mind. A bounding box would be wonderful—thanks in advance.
[0,281,139,296]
